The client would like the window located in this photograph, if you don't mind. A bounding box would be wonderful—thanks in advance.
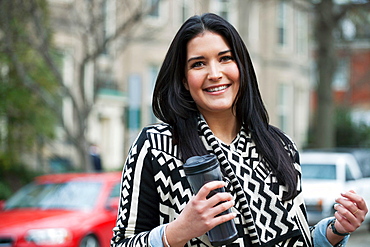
[218,0,230,21]
[295,11,308,55]
[333,58,349,91]
[103,0,116,51]
[181,0,194,23]
[301,164,337,180]
[109,183,121,198]
[350,150,370,178]
[277,0,288,46]
[147,0,160,18]
[144,0,168,26]
[61,50,74,131]
[210,0,235,23]
[277,83,293,133]
[181,3,188,23]
[5,182,102,210]
[148,65,159,124]
[345,165,355,181]
[127,74,142,133]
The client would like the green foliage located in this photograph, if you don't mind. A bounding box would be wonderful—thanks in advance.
[305,107,370,149]
[335,107,370,148]
[0,0,60,169]
[0,63,58,168]
[0,182,12,201]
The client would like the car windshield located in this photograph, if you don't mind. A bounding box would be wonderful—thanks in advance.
[351,151,370,177]
[5,181,102,210]
[301,164,336,180]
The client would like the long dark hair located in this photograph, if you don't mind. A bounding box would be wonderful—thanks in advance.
[152,13,298,200]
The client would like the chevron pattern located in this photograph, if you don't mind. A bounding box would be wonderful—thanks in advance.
[198,118,311,247]
[111,122,313,247]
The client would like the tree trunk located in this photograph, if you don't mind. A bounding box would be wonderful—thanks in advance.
[77,135,91,172]
[313,0,337,148]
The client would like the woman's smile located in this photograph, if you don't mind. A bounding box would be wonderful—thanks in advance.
[204,84,231,93]
[184,31,240,117]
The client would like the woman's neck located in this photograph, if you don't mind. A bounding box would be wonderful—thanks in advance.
[202,113,241,145]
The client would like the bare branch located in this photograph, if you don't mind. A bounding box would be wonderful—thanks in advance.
[27,0,86,132]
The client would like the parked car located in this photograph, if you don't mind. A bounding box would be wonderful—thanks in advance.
[0,172,122,247]
[300,149,370,227]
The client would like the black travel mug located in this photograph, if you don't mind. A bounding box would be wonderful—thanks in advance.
[183,154,238,246]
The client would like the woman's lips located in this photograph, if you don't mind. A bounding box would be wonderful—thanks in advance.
[204,84,230,92]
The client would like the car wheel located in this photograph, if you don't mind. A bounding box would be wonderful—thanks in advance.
[80,235,100,247]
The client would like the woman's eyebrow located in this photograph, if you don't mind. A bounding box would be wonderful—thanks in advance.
[187,55,204,63]
[187,50,232,63]
[219,49,232,56]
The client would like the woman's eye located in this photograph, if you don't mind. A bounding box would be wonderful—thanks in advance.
[191,61,204,68]
[220,56,233,62]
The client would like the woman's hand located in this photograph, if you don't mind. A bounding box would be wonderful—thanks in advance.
[164,181,235,247]
[334,190,368,233]
[327,190,368,245]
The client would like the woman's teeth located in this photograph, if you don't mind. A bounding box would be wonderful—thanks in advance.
[206,85,228,92]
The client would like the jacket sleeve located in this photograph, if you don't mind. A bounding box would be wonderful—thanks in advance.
[311,218,350,247]
[111,128,160,247]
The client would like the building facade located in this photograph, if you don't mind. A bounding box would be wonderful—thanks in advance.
[49,0,312,171]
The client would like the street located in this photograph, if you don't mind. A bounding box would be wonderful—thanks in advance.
[347,224,370,246]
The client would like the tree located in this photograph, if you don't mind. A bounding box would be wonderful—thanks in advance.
[311,0,370,148]
[291,0,370,148]
[335,107,370,147]
[0,0,59,170]
[0,0,161,171]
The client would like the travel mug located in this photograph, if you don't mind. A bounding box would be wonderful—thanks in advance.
[183,154,238,246]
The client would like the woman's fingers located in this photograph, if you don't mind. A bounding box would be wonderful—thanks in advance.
[195,181,235,215]
[195,181,226,199]
[173,180,235,242]
[336,191,368,219]
[334,190,368,233]
[211,203,237,226]
[334,204,361,232]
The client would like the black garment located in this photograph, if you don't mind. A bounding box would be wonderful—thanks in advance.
[91,154,102,171]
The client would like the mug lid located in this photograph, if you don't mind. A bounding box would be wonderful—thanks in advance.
[183,154,218,175]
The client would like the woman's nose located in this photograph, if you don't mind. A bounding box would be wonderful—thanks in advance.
[207,62,222,81]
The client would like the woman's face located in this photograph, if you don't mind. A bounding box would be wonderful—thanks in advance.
[184,31,240,118]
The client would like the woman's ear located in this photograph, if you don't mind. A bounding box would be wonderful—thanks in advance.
[183,79,189,90]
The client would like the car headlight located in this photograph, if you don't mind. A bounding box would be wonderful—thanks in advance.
[25,228,71,245]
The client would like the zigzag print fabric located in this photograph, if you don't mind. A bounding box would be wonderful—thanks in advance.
[197,118,312,247]
[111,122,313,247]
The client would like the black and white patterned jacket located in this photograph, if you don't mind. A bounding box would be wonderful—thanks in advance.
[111,121,313,247]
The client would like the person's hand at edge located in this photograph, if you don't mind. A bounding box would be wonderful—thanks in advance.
[326,190,368,245]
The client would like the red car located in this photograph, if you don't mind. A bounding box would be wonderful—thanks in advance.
[0,172,122,247]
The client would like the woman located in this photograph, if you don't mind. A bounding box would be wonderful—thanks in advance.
[111,13,367,247]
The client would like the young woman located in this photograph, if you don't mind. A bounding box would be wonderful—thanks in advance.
[111,13,367,247]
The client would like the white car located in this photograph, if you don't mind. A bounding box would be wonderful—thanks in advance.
[300,150,370,227]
